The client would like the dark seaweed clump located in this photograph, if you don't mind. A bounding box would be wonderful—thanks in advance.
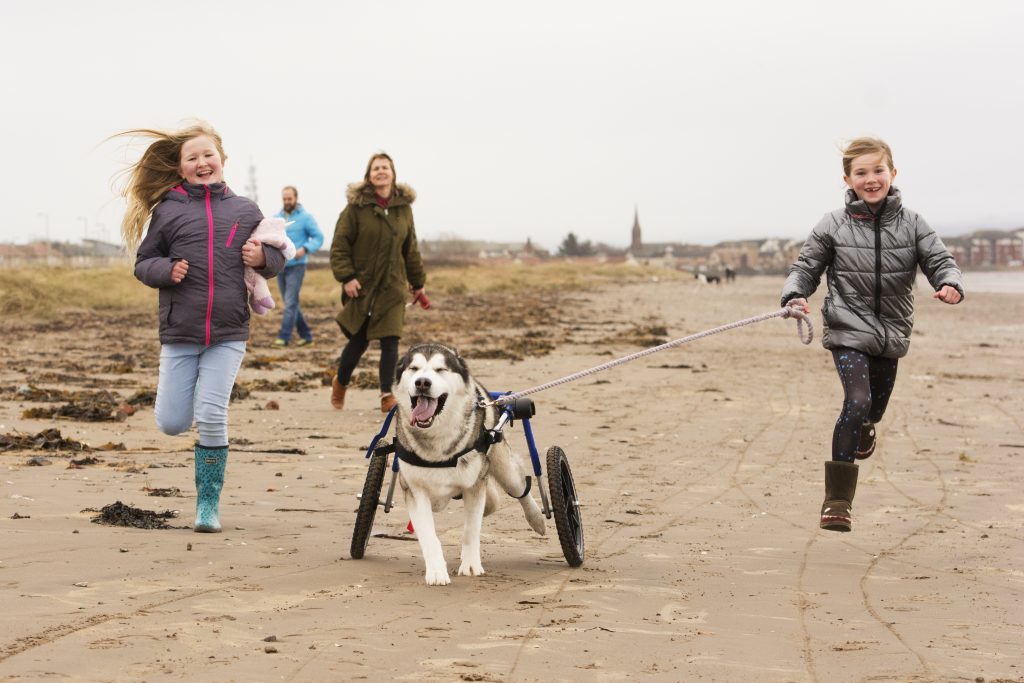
[90,501,180,529]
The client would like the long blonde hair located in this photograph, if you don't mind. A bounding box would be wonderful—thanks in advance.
[113,122,227,252]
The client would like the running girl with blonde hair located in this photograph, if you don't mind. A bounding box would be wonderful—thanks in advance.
[117,121,287,532]
[781,136,964,533]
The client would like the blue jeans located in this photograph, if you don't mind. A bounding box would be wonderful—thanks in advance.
[154,341,246,447]
[276,264,312,343]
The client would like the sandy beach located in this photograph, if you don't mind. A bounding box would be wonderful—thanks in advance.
[1,272,1022,682]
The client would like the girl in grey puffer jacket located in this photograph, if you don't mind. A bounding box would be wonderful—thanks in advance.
[780,137,963,533]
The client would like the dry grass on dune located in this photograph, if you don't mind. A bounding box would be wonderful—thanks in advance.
[299,261,686,307]
[0,261,685,321]
[0,265,152,321]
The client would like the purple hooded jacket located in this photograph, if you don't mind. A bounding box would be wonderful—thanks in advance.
[135,182,285,345]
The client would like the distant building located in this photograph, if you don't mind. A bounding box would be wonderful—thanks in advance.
[625,206,708,267]
[944,230,1024,267]
[995,238,1022,267]
[419,237,549,262]
[0,239,125,267]
[707,239,800,274]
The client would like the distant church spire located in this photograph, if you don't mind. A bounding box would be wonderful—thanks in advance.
[630,204,642,252]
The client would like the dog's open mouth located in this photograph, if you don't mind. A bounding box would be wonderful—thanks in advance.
[410,393,448,428]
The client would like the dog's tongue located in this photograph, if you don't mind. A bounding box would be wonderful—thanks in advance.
[410,396,438,425]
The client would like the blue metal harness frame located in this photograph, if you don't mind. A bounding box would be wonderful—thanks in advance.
[363,391,552,517]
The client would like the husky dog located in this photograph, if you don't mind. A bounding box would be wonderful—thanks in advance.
[394,343,546,586]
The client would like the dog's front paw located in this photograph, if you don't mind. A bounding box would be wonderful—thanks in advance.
[425,566,451,586]
[457,560,485,577]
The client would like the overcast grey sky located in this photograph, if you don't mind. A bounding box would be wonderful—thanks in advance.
[2,0,1021,250]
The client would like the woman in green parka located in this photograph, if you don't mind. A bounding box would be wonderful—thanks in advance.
[330,152,426,413]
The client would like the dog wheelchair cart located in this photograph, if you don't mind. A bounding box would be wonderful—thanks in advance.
[350,392,584,567]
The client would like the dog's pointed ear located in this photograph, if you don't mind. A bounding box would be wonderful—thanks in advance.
[454,354,470,383]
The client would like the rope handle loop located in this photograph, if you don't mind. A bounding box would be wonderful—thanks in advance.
[780,304,814,345]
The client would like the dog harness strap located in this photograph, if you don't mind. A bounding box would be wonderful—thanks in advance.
[395,442,458,468]
[514,476,532,499]
[395,429,492,468]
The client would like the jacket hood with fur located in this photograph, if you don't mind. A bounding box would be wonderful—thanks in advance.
[345,181,416,207]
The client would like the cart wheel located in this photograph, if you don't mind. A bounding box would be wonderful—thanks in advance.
[546,446,584,567]
[351,451,387,559]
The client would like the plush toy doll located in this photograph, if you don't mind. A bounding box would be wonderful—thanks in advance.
[245,217,296,315]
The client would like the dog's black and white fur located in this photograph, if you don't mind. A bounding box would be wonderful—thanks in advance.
[394,343,546,585]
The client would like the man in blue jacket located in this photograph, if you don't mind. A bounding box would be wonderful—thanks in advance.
[273,186,324,347]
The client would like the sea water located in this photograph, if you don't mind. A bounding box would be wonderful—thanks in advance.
[918,270,1024,295]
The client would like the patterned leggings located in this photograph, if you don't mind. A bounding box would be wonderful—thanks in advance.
[831,348,899,462]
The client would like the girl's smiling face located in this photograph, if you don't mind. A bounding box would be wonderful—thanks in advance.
[844,153,896,208]
[179,135,224,184]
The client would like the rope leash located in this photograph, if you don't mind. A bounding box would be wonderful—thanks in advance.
[487,307,813,406]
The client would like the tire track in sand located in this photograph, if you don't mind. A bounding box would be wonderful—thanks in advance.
[0,588,219,664]
[0,559,342,665]
[853,403,949,679]
[714,367,825,683]
[505,379,809,680]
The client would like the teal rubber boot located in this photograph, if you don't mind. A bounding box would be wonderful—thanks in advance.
[194,444,228,533]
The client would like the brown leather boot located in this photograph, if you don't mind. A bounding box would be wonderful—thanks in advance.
[820,461,858,532]
[331,375,347,410]
[380,392,397,413]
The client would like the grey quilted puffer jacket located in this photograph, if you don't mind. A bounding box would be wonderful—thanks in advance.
[780,188,964,358]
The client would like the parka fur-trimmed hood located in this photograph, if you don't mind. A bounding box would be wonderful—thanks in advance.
[345,181,416,207]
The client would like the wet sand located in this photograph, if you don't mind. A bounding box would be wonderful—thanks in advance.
[1,274,1022,682]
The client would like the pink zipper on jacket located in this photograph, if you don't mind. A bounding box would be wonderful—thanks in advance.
[204,186,215,346]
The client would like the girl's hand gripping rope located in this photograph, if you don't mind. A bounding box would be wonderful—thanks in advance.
[785,297,810,314]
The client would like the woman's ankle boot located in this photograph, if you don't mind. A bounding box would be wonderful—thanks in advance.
[331,375,347,409]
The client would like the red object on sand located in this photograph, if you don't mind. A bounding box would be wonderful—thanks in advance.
[407,520,415,533]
